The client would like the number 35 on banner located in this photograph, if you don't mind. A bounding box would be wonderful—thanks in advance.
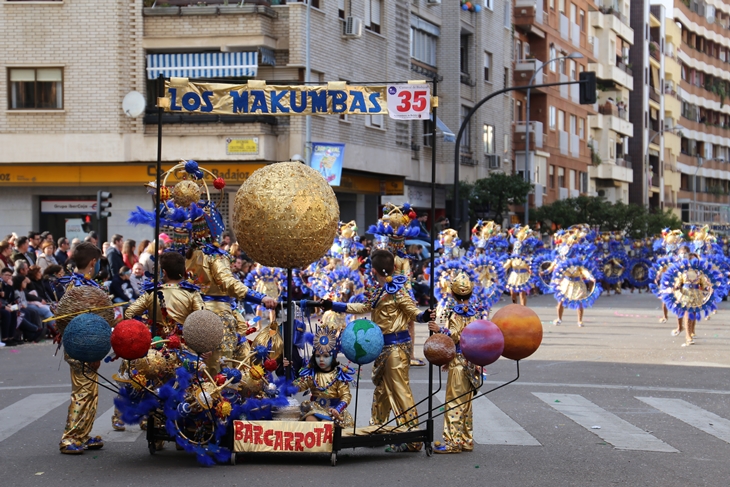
[386,84,431,120]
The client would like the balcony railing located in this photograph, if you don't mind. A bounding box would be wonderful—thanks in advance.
[616,157,633,169]
[649,87,661,103]
[616,61,633,76]
[515,121,544,148]
[598,102,629,120]
[650,41,661,60]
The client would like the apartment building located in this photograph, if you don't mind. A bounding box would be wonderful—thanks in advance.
[672,0,730,224]
[512,0,596,217]
[0,0,512,241]
[587,0,634,204]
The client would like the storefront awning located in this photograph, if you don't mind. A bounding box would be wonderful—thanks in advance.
[146,52,258,79]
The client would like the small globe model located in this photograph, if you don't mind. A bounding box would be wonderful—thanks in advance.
[62,313,112,363]
[460,319,505,366]
[491,304,543,360]
[341,319,383,365]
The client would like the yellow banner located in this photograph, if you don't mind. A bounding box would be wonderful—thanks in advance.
[163,81,388,116]
[0,163,265,186]
[232,420,334,453]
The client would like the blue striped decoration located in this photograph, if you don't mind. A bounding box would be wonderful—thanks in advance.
[145,52,258,79]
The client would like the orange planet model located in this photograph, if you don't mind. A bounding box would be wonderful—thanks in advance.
[491,304,543,360]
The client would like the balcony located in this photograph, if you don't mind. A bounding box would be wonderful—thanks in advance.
[588,60,633,90]
[515,121,544,149]
[570,133,580,158]
[559,73,569,99]
[650,41,661,61]
[560,14,570,41]
[591,159,633,184]
[559,130,569,155]
[514,0,546,33]
[143,0,278,51]
[592,105,633,137]
[649,86,661,104]
[589,9,633,44]
[514,60,547,92]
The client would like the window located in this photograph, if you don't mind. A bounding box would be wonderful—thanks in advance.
[365,0,382,34]
[569,114,576,134]
[569,59,576,80]
[460,35,470,75]
[609,139,615,158]
[504,68,509,90]
[550,0,554,9]
[9,67,63,110]
[570,3,576,23]
[558,167,566,187]
[550,45,557,70]
[484,52,492,82]
[516,100,523,122]
[579,10,585,31]
[515,40,522,62]
[578,117,585,139]
[423,119,434,148]
[504,1,511,28]
[559,0,565,13]
[366,114,384,128]
[411,19,439,67]
[558,109,565,131]
[580,172,588,193]
[483,124,495,153]
[338,0,345,19]
[549,106,556,129]
[549,165,555,188]
[484,0,493,10]
[460,106,472,153]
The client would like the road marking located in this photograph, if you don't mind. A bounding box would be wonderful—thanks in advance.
[0,384,71,391]
[407,379,730,396]
[0,393,69,442]
[90,407,145,442]
[533,393,678,452]
[472,395,541,446]
[637,397,730,445]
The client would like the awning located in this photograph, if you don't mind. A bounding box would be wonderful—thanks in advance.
[433,115,455,143]
[146,52,258,79]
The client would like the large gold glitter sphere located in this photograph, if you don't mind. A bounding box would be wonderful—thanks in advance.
[172,180,201,208]
[233,162,339,268]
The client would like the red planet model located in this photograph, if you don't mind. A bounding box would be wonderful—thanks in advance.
[491,304,543,360]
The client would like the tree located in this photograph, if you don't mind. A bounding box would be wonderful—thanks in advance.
[532,196,682,237]
[463,173,533,225]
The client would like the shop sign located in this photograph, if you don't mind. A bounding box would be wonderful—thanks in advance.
[226,137,259,155]
[41,200,97,213]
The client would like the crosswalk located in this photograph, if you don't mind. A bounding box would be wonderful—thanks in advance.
[2,389,730,454]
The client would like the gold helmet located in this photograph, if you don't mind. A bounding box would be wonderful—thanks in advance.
[450,271,474,297]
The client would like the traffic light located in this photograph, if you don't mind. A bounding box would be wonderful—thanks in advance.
[96,190,112,220]
[82,215,92,233]
[579,71,597,105]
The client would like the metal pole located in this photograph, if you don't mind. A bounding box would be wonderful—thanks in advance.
[427,78,438,439]
[150,74,164,338]
[285,267,294,380]
[304,0,311,164]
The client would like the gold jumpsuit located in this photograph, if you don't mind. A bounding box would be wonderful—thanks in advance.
[124,283,205,337]
[346,287,422,435]
[59,281,112,450]
[293,368,354,428]
[186,248,259,366]
[441,310,480,452]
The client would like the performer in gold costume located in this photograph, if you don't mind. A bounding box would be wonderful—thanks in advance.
[290,325,354,428]
[124,252,205,337]
[323,249,434,452]
[503,225,537,306]
[57,242,110,454]
[429,272,481,453]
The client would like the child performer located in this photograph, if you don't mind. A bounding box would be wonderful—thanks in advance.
[57,242,109,455]
[124,251,205,338]
[323,249,434,452]
[288,325,354,428]
[428,272,482,453]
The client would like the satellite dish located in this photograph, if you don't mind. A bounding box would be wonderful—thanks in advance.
[122,91,146,118]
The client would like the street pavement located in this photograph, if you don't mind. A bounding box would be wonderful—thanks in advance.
[1,292,730,486]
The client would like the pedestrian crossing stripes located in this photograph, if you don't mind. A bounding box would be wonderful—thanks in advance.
[533,393,679,452]
[636,397,730,445]
[0,393,69,443]
[3,391,730,454]
[90,407,146,443]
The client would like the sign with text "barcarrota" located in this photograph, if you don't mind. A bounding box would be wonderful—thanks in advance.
[159,79,431,120]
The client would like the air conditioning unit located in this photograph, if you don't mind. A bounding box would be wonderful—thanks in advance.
[486,154,501,169]
[343,16,363,38]
[597,189,606,197]
[427,0,442,4]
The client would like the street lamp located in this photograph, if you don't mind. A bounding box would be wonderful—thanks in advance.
[524,51,583,226]
[645,124,683,208]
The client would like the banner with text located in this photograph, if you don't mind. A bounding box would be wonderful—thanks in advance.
[161,81,431,119]
[233,420,334,453]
